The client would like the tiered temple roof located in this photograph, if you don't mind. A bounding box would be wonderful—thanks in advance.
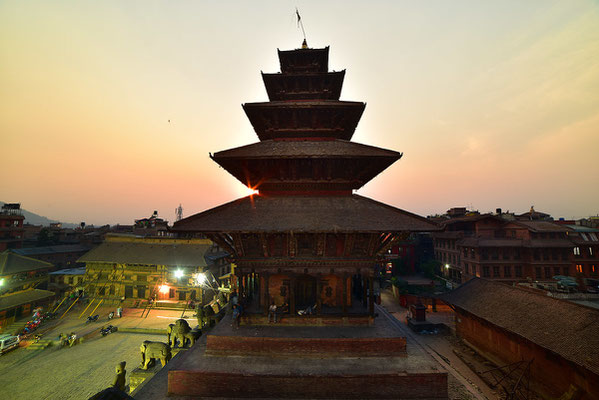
[175,44,437,255]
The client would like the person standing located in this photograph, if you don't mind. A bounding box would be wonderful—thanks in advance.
[268,301,277,323]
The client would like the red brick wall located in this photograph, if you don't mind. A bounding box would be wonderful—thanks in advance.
[456,310,599,399]
[206,335,406,357]
[169,370,447,399]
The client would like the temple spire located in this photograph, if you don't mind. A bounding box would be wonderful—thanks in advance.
[296,8,307,48]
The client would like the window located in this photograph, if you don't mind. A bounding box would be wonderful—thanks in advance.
[491,249,499,260]
[590,247,593,256]
[68,277,74,285]
[576,264,583,273]
[482,249,489,260]
[544,267,551,278]
[502,250,509,260]
[592,265,596,274]
[535,267,542,278]
[515,266,522,277]
[464,263,469,274]
[574,247,580,256]
[483,266,490,278]
[554,267,561,276]
[493,266,500,278]
[534,250,540,261]
[504,266,511,277]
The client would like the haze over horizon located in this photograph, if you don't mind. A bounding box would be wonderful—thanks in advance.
[1,1,598,226]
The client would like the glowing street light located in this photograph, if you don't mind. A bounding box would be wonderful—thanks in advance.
[194,273,207,285]
[174,269,184,279]
[159,284,169,294]
[0,278,4,286]
[445,264,450,269]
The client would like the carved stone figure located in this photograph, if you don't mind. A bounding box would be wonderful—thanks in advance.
[170,318,195,348]
[196,305,206,328]
[139,341,171,370]
[166,323,175,344]
[112,361,126,391]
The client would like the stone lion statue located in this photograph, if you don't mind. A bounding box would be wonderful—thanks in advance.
[139,341,171,370]
[168,319,197,348]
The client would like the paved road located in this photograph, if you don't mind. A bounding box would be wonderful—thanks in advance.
[379,290,499,400]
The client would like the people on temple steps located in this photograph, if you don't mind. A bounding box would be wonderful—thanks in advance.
[297,303,317,316]
[268,301,277,323]
[232,304,242,328]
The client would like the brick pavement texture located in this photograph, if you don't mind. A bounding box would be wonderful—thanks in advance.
[0,332,164,400]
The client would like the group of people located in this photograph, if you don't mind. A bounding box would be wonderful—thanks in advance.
[268,300,289,323]
[58,332,77,347]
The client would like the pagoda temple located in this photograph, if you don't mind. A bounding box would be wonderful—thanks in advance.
[174,44,437,323]
[149,43,448,400]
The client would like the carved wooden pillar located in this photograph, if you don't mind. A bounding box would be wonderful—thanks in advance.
[262,273,270,315]
[362,275,367,308]
[369,276,374,316]
[289,274,296,315]
[258,274,264,310]
[316,274,322,315]
[342,274,348,316]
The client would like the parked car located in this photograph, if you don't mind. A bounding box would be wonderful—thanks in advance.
[0,334,20,355]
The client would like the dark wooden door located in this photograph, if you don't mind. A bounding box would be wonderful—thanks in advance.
[295,276,316,308]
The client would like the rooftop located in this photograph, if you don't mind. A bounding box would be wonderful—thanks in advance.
[78,238,212,267]
[440,278,599,376]
[12,244,91,256]
[0,288,55,311]
[0,251,53,275]
[173,194,439,233]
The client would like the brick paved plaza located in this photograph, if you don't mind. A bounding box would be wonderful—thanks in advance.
[0,305,192,400]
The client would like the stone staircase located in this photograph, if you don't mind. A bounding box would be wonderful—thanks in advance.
[1,320,27,336]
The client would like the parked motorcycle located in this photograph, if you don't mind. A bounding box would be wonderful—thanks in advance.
[86,315,99,323]
[100,325,117,336]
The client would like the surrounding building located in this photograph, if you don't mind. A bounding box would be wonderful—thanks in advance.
[48,267,86,297]
[0,203,25,251]
[432,211,599,286]
[0,251,54,330]
[564,225,599,286]
[12,244,91,270]
[440,278,599,399]
[133,211,170,237]
[78,234,214,304]
[164,42,446,399]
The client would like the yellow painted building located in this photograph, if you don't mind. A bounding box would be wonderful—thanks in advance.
[78,235,214,304]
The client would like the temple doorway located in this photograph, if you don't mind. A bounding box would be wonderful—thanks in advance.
[295,275,317,309]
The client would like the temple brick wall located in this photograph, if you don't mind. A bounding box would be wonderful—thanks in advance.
[205,335,407,357]
[168,370,446,399]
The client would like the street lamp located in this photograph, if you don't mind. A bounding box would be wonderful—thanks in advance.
[194,273,207,285]
[174,269,184,279]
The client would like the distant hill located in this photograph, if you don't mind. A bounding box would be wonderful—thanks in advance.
[0,201,77,228]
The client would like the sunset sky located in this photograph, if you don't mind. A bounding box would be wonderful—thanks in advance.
[1,0,598,225]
